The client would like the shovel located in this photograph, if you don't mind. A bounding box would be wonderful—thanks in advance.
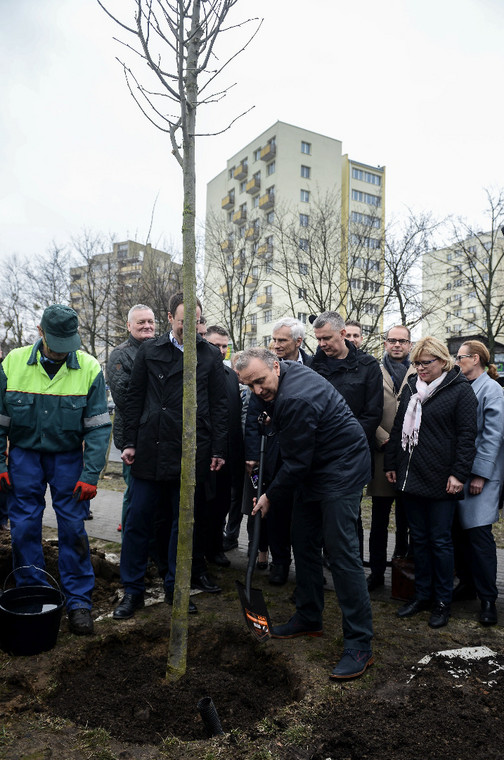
[236,413,273,641]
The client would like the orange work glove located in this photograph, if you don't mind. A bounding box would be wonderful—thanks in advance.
[73,481,97,501]
[0,472,12,492]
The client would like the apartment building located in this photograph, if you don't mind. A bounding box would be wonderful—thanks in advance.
[70,239,181,363]
[422,231,504,367]
[204,121,385,351]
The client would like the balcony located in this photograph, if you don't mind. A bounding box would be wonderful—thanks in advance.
[244,322,257,334]
[232,253,245,267]
[245,224,260,241]
[220,239,234,252]
[259,191,275,210]
[260,143,276,161]
[221,192,235,210]
[245,275,258,288]
[246,177,261,194]
[232,208,247,225]
[234,161,248,180]
[219,284,229,296]
[257,242,273,258]
[256,293,273,308]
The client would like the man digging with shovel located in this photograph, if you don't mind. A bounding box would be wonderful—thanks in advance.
[236,348,374,680]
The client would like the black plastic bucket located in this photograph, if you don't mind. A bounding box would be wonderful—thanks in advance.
[0,567,65,656]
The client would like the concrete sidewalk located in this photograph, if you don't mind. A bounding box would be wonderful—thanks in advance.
[42,484,504,619]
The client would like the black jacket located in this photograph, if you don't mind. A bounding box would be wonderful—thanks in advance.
[253,362,370,505]
[222,363,245,478]
[106,334,145,449]
[123,333,228,482]
[310,340,383,446]
[384,366,477,501]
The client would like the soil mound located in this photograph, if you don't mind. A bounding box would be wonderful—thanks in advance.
[47,622,300,743]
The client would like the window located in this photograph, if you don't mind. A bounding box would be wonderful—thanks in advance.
[351,211,380,228]
[254,148,262,161]
[352,167,381,185]
[447,253,452,261]
[483,241,492,251]
[266,161,275,176]
[469,290,476,299]
[468,245,477,254]
[253,170,261,181]
[298,262,308,275]
[298,287,307,299]
[300,213,309,227]
[350,233,381,250]
[264,310,272,323]
[299,238,309,251]
[228,166,235,179]
[263,335,271,348]
[301,141,311,155]
[351,189,381,207]
[301,165,311,179]
[363,303,379,315]
[266,211,274,224]
[297,312,307,323]
[250,313,257,325]
[300,189,310,203]
[265,285,272,296]
[240,180,247,193]
[251,291,258,304]
[252,195,259,208]
[265,260,273,274]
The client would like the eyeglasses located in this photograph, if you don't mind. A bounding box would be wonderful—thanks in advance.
[412,359,439,368]
[386,338,410,345]
[455,354,473,361]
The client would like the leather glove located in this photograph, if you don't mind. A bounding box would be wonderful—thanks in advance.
[73,481,97,501]
[0,471,12,492]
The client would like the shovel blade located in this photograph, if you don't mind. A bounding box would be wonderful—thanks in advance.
[236,580,272,641]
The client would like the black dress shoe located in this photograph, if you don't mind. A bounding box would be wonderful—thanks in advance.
[191,572,222,593]
[113,592,145,620]
[207,552,231,568]
[68,608,94,635]
[367,573,385,591]
[429,601,450,628]
[452,582,477,601]
[222,537,238,552]
[479,600,498,626]
[165,590,198,614]
[269,563,290,585]
[397,598,431,618]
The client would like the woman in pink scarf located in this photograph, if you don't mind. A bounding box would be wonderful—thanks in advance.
[384,337,477,629]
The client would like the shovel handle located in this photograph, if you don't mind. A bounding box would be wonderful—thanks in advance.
[245,431,267,600]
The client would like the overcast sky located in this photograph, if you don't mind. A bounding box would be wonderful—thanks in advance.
[1,0,503,263]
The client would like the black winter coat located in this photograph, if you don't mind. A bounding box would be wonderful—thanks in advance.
[123,333,228,482]
[222,364,245,479]
[106,334,145,449]
[384,366,477,501]
[255,362,371,504]
[310,340,383,446]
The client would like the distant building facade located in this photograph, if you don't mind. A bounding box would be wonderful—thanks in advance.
[204,121,386,351]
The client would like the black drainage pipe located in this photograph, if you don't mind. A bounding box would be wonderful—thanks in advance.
[197,696,224,736]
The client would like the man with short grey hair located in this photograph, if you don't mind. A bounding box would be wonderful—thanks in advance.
[237,347,374,680]
[106,304,155,531]
[311,311,383,558]
[271,317,312,365]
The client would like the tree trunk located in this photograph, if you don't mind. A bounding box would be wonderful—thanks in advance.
[166,0,200,682]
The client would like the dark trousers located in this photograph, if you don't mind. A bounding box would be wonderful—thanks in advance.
[120,476,180,595]
[405,495,456,605]
[453,515,498,601]
[267,496,292,566]
[204,468,232,558]
[291,489,373,650]
[369,494,409,575]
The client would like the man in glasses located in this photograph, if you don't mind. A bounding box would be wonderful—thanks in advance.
[366,325,416,590]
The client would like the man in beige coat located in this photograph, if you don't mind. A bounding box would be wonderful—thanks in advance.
[366,325,416,590]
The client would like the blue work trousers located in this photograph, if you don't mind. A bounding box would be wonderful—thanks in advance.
[7,447,93,610]
[291,489,373,650]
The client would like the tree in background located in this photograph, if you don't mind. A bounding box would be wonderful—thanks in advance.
[98,0,260,680]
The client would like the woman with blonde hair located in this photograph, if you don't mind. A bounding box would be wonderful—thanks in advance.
[385,336,477,628]
[452,340,504,625]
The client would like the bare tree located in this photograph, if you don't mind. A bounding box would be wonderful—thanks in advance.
[24,243,72,326]
[427,189,504,361]
[98,0,260,680]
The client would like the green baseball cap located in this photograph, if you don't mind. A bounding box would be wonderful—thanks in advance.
[40,304,81,353]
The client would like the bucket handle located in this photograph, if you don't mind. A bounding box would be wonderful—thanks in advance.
[3,565,62,593]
